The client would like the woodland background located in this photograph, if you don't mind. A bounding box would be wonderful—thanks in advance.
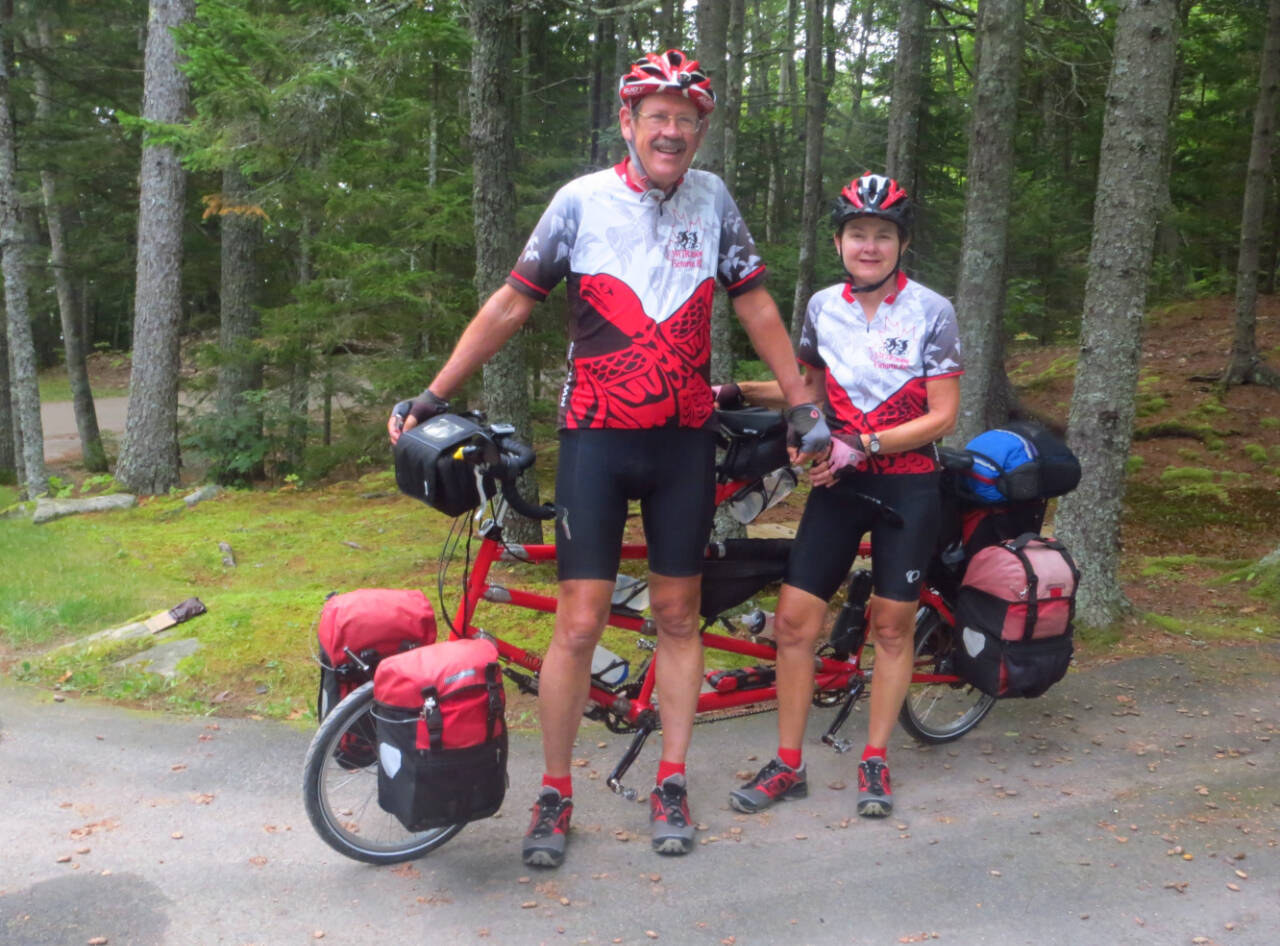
[2,0,1279,631]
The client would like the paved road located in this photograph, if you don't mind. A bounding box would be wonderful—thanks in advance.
[2,644,1277,946]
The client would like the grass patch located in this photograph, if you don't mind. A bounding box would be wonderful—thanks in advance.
[1,472,468,718]
[38,369,129,402]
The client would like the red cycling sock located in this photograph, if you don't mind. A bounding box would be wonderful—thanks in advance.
[862,744,887,762]
[777,747,803,770]
[656,760,686,785]
[542,774,573,799]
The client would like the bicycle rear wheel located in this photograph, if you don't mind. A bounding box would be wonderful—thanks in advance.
[302,681,464,864]
[899,606,995,744]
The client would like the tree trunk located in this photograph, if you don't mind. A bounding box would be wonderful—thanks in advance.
[116,0,194,495]
[0,7,46,499]
[1054,0,1179,629]
[790,0,827,341]
[695,1,732,385]
[0,305,16,484]
[954,0,1025,444]
[471,0,539,543]
[845,1,874,152]
[214,163,264,439]
[886,0,927,194]
[1221,0,1280,389]
[33,12,106,472]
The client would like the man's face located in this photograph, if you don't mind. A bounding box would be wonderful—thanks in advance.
[620,92,705,190]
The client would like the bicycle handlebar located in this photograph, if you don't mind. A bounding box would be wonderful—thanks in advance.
[489,433,556,522]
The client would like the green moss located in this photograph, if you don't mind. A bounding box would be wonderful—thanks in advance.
[1260,416,1280,430]
[1014,353,1078,392]
[1125,455,1145,476]
[1159,466,1213,484]
[1205,437,1226,452]
[1176,448,1201,461]
[1135,394,1167,417]
[1138,555,1245,579]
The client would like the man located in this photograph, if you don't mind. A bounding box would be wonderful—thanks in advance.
[389,50,827,868]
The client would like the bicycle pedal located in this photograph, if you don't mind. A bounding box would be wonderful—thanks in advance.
[822,734,853,753]
[608,779,638,802]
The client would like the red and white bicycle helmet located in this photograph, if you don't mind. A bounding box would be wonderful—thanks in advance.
[618,49,716,116]
[831,172,913,236]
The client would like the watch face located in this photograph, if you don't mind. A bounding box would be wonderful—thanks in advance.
[869,434,881,453]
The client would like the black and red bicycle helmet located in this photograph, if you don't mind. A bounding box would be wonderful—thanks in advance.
[831,172,913,237]
[618,49,716,116]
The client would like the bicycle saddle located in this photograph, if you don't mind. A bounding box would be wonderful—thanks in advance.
[938,445,974,472]
[716,407,783,438]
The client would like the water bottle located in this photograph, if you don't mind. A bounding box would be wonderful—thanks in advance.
[591,644,629,685]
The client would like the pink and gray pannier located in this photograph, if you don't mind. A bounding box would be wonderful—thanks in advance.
[953,534,1078,698]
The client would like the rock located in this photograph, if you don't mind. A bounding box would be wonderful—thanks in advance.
[183,484,222,507]
[116,638,203,680]
[33,494,136,524]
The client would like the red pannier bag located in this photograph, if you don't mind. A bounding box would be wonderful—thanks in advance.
[953,534,1078,698]
[373,638,508,830]
[316,588,436,720]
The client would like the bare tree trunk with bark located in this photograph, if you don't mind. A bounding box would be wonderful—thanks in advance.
[1055,0,1179,629]
[0,302,17,483]
[471,0,539,543]
[116,0,194,495]
[33,12,105,472]
[790,0,827,341]
[0,8,45,498]
[1221,0,1280,390]
[886,0,927,193]
[954,0,1025,444]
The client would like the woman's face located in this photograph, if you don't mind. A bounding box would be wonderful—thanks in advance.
[835,217,905,287]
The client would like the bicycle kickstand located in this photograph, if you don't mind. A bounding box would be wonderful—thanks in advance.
[606,722,656,802]
[820,679,866,753]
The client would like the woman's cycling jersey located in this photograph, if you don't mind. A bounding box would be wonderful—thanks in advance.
[506,163,767,431]
[797,271,962,474]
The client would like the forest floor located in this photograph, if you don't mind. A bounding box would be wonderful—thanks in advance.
[8,294,1280,719]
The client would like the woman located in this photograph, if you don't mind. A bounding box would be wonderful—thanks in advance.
[724,172,961,818]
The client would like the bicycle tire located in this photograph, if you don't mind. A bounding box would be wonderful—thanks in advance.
[302,681,464,864]
[898,606,995,744]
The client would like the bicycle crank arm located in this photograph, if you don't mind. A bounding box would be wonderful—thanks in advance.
[820,679,866,753]
[606,723,655,802]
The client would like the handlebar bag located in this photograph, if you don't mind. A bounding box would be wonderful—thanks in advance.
[373,638,508,830]
[316,589,436,769]
[960,421,1081,504]
[953,534,1077,698]
[394,414,487,516]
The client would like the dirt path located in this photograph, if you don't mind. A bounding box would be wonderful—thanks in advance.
[40,398,129,465]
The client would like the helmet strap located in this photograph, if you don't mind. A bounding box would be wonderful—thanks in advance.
[843,246,903,296]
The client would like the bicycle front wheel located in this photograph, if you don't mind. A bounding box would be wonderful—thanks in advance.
[302,681,464,864]
[899,606,995,744]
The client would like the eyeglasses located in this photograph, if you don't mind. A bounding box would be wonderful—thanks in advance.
[633,110,703,134]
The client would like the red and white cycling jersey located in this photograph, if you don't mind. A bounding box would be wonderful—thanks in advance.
[798,271,962,474]
[506,163,767,430]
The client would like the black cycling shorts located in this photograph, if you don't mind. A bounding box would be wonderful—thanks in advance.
[555,427,717,581]
[786,471,941,603]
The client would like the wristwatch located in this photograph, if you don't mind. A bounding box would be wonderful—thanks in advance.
[866,431,882,455]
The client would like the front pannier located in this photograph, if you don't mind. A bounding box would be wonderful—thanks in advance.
[316,588,436,722]
[374,638,508,830]
[953,534,1078,699]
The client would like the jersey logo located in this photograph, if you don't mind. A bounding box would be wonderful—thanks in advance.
[884,337,909,357]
